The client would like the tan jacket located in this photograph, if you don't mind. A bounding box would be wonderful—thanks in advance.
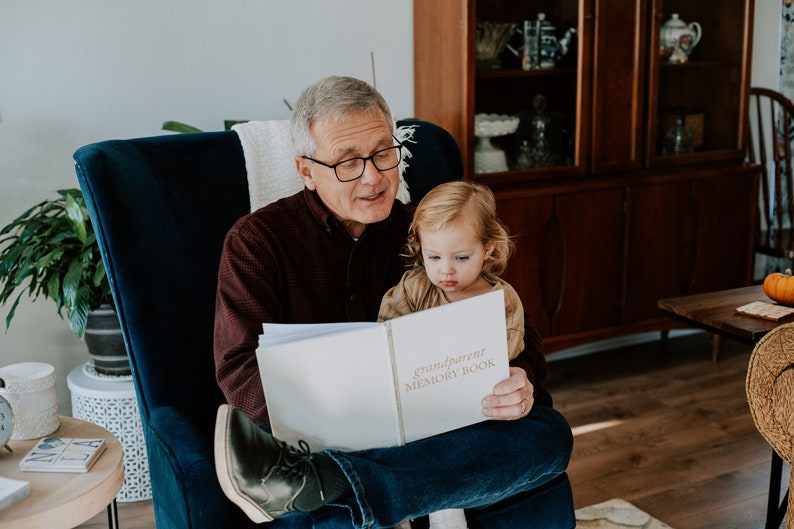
[378,267,525,360]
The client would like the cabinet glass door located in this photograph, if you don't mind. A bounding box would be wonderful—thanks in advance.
[472,0,584,182]
[647,0,751,167]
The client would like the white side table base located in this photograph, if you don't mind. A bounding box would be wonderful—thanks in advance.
[68,362,152,502]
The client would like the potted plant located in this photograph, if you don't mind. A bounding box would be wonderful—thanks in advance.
[0,188,129,376]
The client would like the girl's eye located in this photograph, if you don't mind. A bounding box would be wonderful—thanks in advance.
[427,255,440,261]
[456,256,470,262]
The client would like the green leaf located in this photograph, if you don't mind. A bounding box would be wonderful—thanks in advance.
[162,121,203,133]
[62,259,84,308]
[63,194,87,243]
[46,274,60,303]
[92,262,107,288]
[3,293,23,331]
[68,286,90,338]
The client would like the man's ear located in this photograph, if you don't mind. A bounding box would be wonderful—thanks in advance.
[296,156,317,190]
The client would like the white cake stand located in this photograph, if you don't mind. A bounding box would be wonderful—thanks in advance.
[474,114,520,174]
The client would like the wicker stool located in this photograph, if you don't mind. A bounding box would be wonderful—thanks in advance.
[746,323,794,529]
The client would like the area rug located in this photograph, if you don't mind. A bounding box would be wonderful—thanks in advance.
[575,498,673,529]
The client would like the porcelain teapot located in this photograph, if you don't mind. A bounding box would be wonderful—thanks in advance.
[660,13,701,63]
[538,13,576,68]
[506,13,576,70]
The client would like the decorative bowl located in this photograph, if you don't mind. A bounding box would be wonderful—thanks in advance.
[476,22,517,60]
[474,113,520,137]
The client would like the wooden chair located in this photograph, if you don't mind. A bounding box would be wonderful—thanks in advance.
[748,87,794,275]
[712,88,794,362]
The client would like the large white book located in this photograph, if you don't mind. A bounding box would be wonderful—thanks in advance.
[256,290,510,452]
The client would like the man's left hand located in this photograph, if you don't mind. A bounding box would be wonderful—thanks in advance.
[481,366,533,420]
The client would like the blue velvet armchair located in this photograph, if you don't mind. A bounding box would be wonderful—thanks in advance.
[73,120,573,528]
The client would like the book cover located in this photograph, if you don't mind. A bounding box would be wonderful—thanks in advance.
[18,437,106,473]
[0,476,30,511]
[257,290,510,451]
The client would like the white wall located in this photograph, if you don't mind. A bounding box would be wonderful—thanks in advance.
[0,1,413,415]
[752,1,781,90]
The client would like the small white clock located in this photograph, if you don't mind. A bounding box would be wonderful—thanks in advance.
[0,378,14,452]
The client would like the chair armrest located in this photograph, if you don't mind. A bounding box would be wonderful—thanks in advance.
[146,406,237,528]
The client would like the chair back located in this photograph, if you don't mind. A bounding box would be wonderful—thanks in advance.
[748,87,794,264]
[73,119,461,528]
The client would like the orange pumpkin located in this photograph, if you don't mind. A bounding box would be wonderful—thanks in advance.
[763,268,794,306]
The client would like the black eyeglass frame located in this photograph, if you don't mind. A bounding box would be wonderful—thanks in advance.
[302,137,403,183]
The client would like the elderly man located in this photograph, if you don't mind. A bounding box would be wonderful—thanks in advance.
[213,75,573,529]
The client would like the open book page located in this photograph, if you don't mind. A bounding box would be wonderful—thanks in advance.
[260,321,378,347]
[258,324,401,452]
[388,290,510,443]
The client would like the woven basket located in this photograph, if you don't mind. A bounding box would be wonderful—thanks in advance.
[746,322,794,529]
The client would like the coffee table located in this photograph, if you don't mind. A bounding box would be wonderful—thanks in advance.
[658,284,790,529]
[0,416,124,529]
[658,284,787,345]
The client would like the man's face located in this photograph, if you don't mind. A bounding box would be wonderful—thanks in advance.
[296,109,400,238]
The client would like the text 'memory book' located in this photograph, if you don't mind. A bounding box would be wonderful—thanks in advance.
[256,290,510,452]
[18,437,106,473]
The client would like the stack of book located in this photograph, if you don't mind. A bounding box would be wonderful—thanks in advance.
[18,437,106,473]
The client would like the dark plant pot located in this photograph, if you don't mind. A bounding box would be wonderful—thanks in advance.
[84,305,131,377]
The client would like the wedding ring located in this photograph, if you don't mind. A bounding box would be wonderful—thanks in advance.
[520,400,526,415]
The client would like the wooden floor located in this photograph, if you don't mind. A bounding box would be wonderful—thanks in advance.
[76,331,789,529]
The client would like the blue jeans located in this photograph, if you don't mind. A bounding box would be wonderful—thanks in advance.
[266,403,573,529]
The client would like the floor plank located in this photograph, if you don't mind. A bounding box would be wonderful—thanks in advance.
[547,331,788,528]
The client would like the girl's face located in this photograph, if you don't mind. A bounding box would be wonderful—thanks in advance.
[420,218,495,302]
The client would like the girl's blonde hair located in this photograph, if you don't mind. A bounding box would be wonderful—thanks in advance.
[405,181,514,277]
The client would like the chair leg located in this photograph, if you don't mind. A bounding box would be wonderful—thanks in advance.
[711,333,722,363]
[764,451,788,529]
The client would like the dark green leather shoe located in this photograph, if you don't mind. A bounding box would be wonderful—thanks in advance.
[214,404,325,523]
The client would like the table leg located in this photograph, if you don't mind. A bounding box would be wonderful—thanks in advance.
[711,333,722,362]
[765,451,787,529]
[106,498,119,529]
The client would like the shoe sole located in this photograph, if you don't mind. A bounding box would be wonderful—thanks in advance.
[214,404,274,523]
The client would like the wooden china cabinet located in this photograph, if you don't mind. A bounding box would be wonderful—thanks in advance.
[414,0,759,352]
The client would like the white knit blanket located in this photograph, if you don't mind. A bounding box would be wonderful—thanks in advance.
[233,120,413,213]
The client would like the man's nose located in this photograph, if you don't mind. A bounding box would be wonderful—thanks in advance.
[358,159,383,184]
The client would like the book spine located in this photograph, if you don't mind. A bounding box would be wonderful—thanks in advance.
[384,321,406,445]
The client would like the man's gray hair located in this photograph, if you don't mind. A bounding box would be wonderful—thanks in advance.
[291,76,394,157]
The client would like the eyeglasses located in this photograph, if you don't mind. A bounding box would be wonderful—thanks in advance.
[302,139,403,183]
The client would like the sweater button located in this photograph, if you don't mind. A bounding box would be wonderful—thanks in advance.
[349,294,357,303]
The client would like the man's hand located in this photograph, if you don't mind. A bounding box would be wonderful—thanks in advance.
[481,366,533,420]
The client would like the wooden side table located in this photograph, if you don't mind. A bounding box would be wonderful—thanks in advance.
[0,416,124,529]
